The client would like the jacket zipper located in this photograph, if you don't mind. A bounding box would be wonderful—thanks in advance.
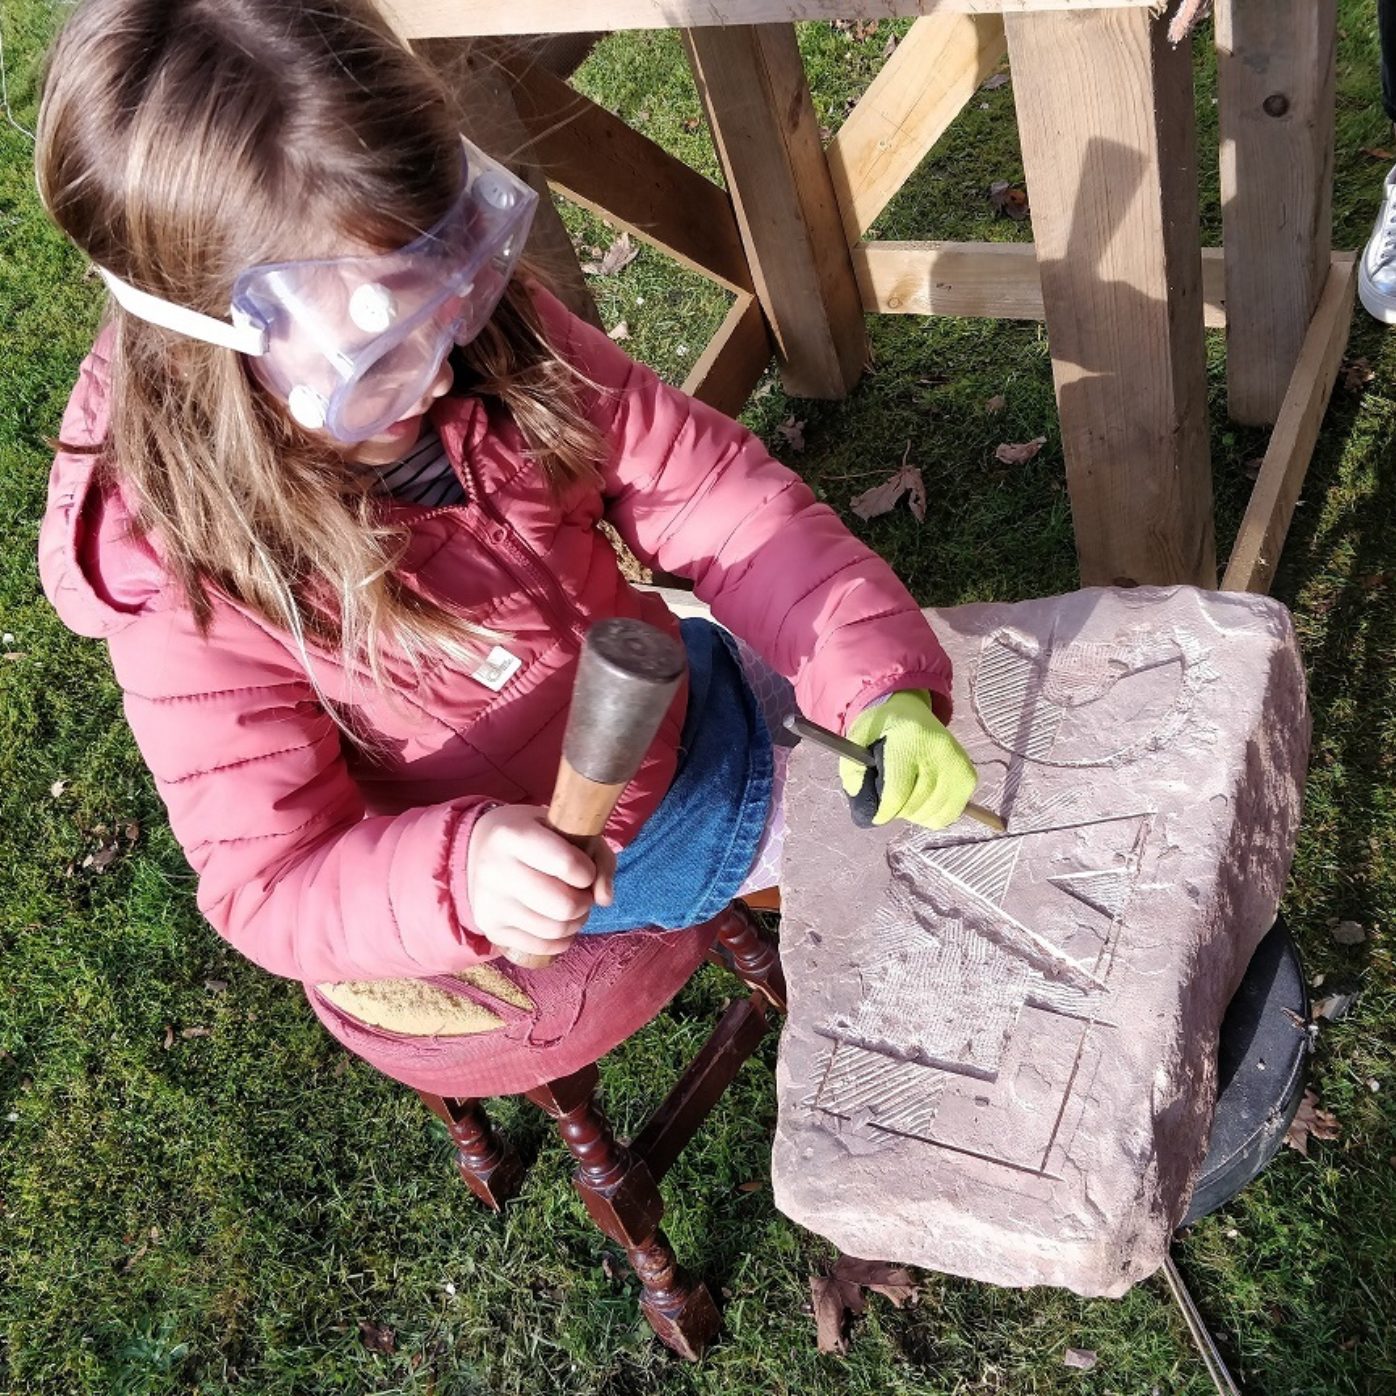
[397,449,586,648]
[469,458,585,645]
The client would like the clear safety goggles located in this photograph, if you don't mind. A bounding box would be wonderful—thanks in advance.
[96,137,537,443]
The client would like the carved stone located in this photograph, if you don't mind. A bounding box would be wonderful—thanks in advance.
[771,586,1309,1297]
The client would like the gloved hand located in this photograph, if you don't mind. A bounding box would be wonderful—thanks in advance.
[837,690,978,830]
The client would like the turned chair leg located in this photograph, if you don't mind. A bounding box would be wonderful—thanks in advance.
[418,1092,526,1212]
[524,1065,721,1361]
[708,900,787,1013]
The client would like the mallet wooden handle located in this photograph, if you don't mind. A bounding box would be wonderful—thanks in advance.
[502,619,686,970]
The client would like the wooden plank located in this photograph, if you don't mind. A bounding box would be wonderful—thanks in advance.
[414,37,601,328]
[1005,8,1215,588]
[853,241,1228,327]
[502,54,753,291]
[527,32,603,78]
[828,15,1008,245]
[1222,255,1356,594]
[1215,0,1336,427]
[384,0,1157,41]
[685,24,867,399]
[682,294,773,416]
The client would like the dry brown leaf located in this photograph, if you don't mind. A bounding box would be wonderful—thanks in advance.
[1344,357,1376,392]
[776,416,806,452]
[582,233,638,277]
[811,1274,850,1354]
[204,979,229,994]
[1062,1347,1098,1371]
[833,1254,919,1307]
[985,394,1007,415]
[162,1024,175,1051]
[850,451,925,523]
[1285,1089,1341,1157]
[84,844,119,873]
[995,437,1047,466]
[180,1026,211,1039]
[735,1180,764,1193]
[1362,147,1396,161]
[849,469,909,521]
[988,180,1030,221]
[607,320,630,342]
[904,466,927,522]
[359,1320,396,1354]
[981,72,1010,92]
[123,820,141,843]
[682,116,701,133]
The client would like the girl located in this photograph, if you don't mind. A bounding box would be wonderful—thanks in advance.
[35,0,976,1098]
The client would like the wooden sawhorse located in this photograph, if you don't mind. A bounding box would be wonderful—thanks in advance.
[389,0,1352,596]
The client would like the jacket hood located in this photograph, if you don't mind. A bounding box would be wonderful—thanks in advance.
[38,329,171,639]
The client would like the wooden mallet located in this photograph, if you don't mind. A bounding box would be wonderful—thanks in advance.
[500,618,687,971]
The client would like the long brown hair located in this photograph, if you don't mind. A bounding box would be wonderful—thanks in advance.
[35,0,603,699]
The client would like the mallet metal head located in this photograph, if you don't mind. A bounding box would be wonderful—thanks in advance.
[562,619,687,785]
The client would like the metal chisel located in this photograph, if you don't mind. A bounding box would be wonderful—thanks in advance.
[783,712,1007,834]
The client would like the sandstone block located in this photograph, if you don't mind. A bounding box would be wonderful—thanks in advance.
[771,586,1309,1297]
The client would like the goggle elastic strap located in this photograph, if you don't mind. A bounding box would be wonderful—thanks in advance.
[96,266,269,357]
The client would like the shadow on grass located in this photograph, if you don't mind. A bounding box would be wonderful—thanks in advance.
[1273,321,1396,928]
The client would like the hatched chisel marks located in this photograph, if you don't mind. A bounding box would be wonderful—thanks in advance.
[1048,867,1134,921]
[810,1042,949,1138]
[971,625,1218,768]
[821,906,1027,1078]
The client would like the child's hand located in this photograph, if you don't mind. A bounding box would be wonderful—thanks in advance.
[837,691,978,830]
[466,805,616,960]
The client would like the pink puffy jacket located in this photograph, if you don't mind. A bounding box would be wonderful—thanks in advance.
[39,287,952,1094]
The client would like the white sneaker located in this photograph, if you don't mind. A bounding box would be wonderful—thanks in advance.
[1359,165,1396,324]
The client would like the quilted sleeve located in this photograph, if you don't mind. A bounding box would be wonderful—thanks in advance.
[533,288,953,733]
[106,603,498,983]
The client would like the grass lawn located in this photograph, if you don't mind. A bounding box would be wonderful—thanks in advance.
[2,4,1395,1394]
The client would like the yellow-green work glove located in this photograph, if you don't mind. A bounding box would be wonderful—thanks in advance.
[838,690,978,830]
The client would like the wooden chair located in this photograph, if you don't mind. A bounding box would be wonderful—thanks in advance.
[416,898,786,1360]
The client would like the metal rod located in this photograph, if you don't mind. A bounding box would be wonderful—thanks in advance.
[784,712,875,767]
[1163,1253,1242,1396]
